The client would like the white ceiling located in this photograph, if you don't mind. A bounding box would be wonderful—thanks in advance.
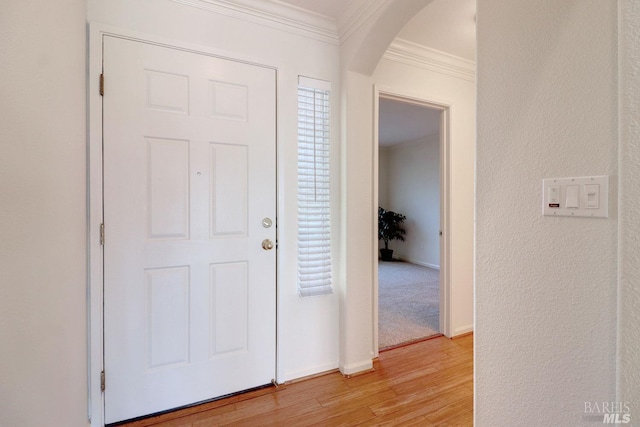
[276,0,476,146]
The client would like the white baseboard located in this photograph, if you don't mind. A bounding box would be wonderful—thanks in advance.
[396,256,440,270]
[339,359,373,376]
[452,324,474,337]
[283,361,339,383]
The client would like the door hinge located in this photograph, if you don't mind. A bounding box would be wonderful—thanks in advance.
[100,371,105,391]
[99,74,104,96]
[100,223,105,246]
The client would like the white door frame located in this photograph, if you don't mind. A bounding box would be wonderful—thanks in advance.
[87,24,280,426]
[372,86,452,357]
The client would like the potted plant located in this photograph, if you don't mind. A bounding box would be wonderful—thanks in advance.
[378,207,406,261]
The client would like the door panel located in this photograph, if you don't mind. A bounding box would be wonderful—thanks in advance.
[103,36,276,424]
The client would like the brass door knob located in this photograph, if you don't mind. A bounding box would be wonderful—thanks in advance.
[262,239,274,250]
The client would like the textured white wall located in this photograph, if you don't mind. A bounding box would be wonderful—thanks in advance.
[618,0,640,420]
[373,57,475,336]
[384,136,440,268]
[0,1,88,426]
[476,1,618,425]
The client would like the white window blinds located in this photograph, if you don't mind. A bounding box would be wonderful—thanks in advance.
[297,76,332,297]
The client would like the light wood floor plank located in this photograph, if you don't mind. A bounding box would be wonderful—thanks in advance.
[117,334,473,426]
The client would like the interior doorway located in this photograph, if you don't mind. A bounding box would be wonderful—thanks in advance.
[374,92,451,353]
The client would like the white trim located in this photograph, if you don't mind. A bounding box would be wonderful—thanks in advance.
[373,93,381,355]
[298,75,331,92]
[338,0,388,43]
[384,38,476,82]
[339,359,374,376]
[88,23,282,426]
[170,0,339,44]
[373,86,453,358]
[88,24,104,426]
[283,361,339,383]
[169,0,393,50]
[453,324,474,337]
[90,23,282,70]
[168,0,403,49]
[439,102,452,339]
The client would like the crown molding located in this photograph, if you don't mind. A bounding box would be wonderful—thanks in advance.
[168,0,476,81]
[384,38,476,82]
[337,0,388,43]
[170,0,339,44]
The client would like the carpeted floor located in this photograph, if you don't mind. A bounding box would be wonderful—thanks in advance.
[378,261,440,349]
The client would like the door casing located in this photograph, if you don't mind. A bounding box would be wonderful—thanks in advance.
[372,86,452,357]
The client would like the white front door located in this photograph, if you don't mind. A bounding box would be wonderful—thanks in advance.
[102,36,277,424]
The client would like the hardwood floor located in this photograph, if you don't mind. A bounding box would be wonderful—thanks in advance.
[118,335,473,426]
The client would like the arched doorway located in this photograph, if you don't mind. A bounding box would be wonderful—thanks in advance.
[338,0,475,372]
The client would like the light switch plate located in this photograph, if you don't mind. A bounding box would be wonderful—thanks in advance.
[542,175,609,218]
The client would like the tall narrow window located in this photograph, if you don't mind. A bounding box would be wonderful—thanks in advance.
[297,76,332,297]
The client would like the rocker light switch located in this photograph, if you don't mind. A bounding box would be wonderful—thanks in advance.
[547,185,560,207]
[584,184,599,209]
[566,185,579,208]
